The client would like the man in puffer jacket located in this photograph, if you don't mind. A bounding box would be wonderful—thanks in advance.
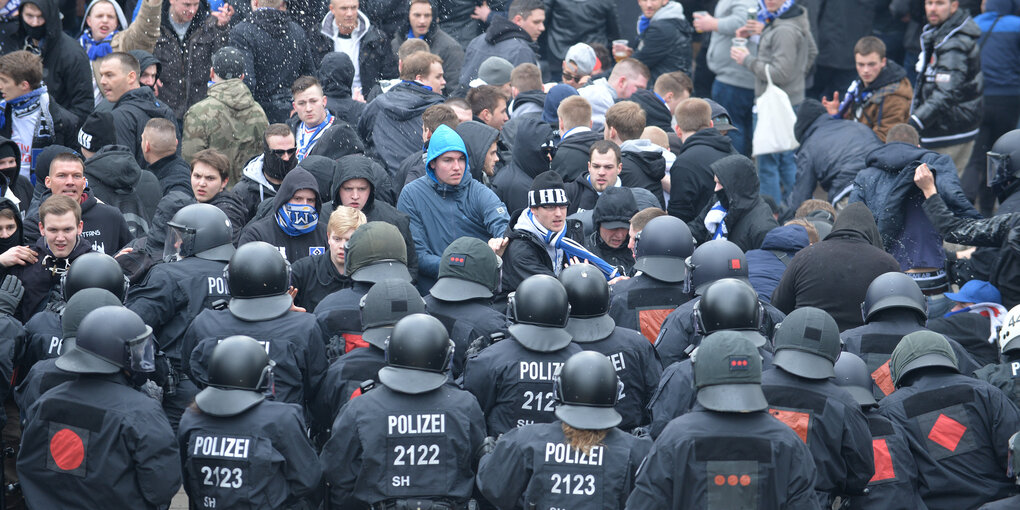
[689,154,779,252]
[908,0,983,171]
[746,223,811,304]
[624,0,693,81]
[543,0,618,74]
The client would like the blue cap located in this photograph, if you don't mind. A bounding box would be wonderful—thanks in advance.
[944,280,1001,305]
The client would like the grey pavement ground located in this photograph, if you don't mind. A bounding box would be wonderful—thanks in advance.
[171,488,188,510]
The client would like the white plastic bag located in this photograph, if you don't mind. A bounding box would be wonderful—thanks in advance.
[752,65,799,156]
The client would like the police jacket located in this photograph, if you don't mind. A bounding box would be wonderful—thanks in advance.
[14,356,74,416]
[313,345,385,426]
[842,314,983,401]
[850,409,927,510]
[19,307,60,382]
[178,399,321,509]
[688,153,779,251]
[911,8,983,147]
[626,405,821,509]
[573,326,661,431]
[314,282,371,355]
[424,295,507,379]
[462,336,583,436]
[477,421,650,510]
[608,273,690,343]
[552,130,602,184]
[655,297,785,367]
[789,110,883,210]
[761,368,874,501]
[319,383,485,507]
[879,370,1020,509]
[974,354,1020,410]
[647,347,774,440]
[127,256,230,363]
[182,309,328,415]
[290,252,351,313]
[18,373,182,509]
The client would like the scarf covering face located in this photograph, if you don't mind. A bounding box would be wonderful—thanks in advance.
[705,201,729,240]
[79,29,116,60]
[515,210,620,280]
[757,0,795,24]
[276,203,318,237]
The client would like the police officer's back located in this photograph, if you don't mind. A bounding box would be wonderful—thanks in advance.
[833,352,926,510]
[608,215,694,342]
[975,303,1020,409]
[762,307,874,506]
[425,237,507,378]
[879,330,1020,509]
[560,263,661,431]
[179,336,321,509]
[18,306,182,509]
[183,242,327,418]
[314,221,413,356]
[314,279,425,426]
[977,431,1020,509]
[647,278,774,439]
[477,351,652,509]
[320,314,485,508]
[627,331,821,509]
[843,272,982,401]
[463,275,583,436]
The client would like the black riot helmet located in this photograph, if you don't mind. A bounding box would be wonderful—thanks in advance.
[508,275,573,352]
[862,272,927,323]
[61,251,129,302]
[56,306,155,376]
[694,278,765,347]
[559,263,615,343]
[554,351,622,429]
[226,241,292,321]
[194,336,275,417]
[164,203,235,262]
[987,129,1020,190]
[833,352,878,407]
[378,314,454,394]
[684,239,748,296]
[633,216,695,283]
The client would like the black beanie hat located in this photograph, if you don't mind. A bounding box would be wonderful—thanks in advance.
[528,170,569,207]
[77,110,118,153]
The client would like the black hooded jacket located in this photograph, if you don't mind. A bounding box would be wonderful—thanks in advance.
[630,89,673,131]
[584,189,636,275]
[772,202,901,331]
[667,128,735,222]
[207,190,247,245]
[688,155,778,252]
[0,138,34,211]
[0,0,93,120]
[330,155,417,282]
[551,129,602,183]
[238,167,328,263]
[357,81,444,174]
[620,144,667,207]
[110,86,177,167]
[500,90,546,152]
[456,120,500,186]
[492,117,554,215]
[317,52,366,128]
[290,246,351,313]
[0,197,23,256]
[84,144,162,238]
[116,190,196,284]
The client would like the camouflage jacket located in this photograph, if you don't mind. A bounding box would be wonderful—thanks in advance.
[181,78,268,185]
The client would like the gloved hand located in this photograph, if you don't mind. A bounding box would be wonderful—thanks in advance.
[0,275,24,316]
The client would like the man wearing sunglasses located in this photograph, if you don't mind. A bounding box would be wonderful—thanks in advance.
[232,123,298,223]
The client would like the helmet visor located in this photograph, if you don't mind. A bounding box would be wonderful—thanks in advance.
[127,329,156,373]
[164,225,197,262]
[987,151,1011,188]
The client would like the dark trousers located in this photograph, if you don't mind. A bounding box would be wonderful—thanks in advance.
[962,94,1020,215]
[711,80,755,156]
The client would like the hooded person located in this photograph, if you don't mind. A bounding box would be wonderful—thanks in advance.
[237,167,328,264]
[492,116,556,214]
[317,52,365,128]
[127,49,161,91]
[0,137,33,210]
[330,154,417,282]
[772,202,901,330]
[584,186,637,275]
[232,128,299,222]
[455,119,500,186]
[79,0,162,101]
[82,142,162,238]
[689,154,779,252]
[629,88,673,132]
[0,196,23,261]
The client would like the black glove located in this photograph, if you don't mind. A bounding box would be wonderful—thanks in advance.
[0,275,23,316]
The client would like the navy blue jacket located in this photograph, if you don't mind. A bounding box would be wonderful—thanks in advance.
[975,3,1020,96]
[746,224,810,305]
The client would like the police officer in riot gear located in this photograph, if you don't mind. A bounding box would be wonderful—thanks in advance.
[320,314,485,509]
[463,274,583,436]
[476,351,653,509]
[655,239,786,366]
[182,241,327,423]
[314,222,413,357]
[978,431,1020,509]
[881,330,1020,509]
[832,352,926,510]
[426,237,507,378]
[627,331,821,509]
[126,203,235,430]
[647,278,774,438]
[559,263,661,431]
[975,303,1020,408]
[179,336,322,509]
[608,215,694,342]
[17,306,182,509]
[314,279,426,426]
[762,307,874,507]
[842,271,980,402]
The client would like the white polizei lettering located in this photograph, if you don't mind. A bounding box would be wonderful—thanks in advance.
[207,276,228,295]
[519,361,563,381]
[543,443,604,466]
[387,413,446,435]
[47,336,62,354]
[608,352,626,371]
[192,436,251,459]
[1011,361,1019,378]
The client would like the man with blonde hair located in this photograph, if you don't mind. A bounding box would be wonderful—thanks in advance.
[290,205,367,311]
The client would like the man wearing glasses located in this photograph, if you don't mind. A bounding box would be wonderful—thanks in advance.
[232,123,298,223]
